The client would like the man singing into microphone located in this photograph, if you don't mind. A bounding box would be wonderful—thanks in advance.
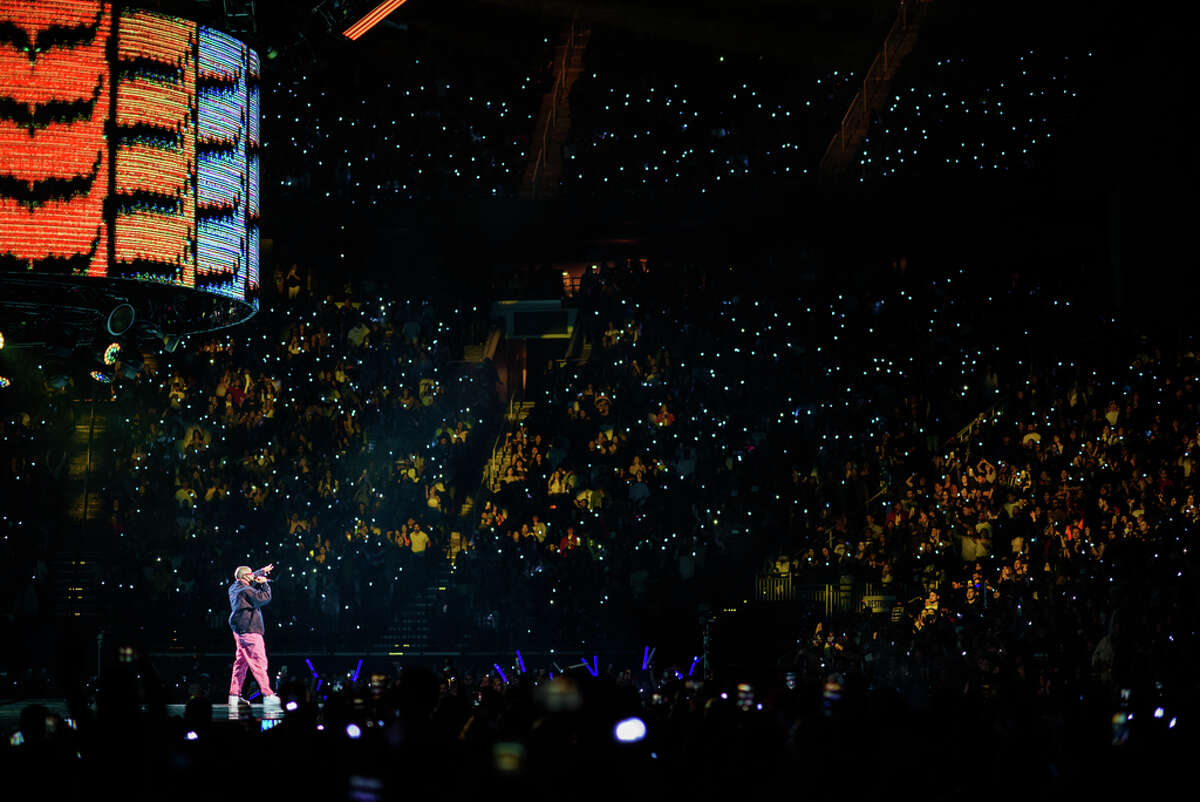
[228,564,281,709]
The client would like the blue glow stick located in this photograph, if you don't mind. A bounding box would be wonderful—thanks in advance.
[352,658,363,683]
[516,650,526,673]
[305,658,318,678]
[494,664,508,683]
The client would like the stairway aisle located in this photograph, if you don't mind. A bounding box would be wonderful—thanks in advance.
[375,561,454,653]
[67,400,110,523]
[819,0,934,177]
[520,20,591,198]
[53,551,101,618]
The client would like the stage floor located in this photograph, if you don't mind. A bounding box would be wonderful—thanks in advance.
[1,699,286,732]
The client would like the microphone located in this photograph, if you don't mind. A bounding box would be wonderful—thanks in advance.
[252,564,276,582]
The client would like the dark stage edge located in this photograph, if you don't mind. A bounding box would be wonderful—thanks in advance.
[0,699,286,731]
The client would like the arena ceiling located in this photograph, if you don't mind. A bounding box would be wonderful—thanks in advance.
[165,0,899,70]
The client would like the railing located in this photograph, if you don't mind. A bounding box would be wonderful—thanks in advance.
[943,404,1000,451]
[821,0,923,171]
[755,578,898,615]
[482,389,523,492]
[526,16,580,198]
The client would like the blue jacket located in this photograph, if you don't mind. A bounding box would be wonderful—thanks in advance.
[228,579,272,635]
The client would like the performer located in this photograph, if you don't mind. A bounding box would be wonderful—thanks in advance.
[227,563,281,708]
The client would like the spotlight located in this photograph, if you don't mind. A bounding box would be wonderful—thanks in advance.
[0,330,5,350]
[106,304,135,336]
[103,342,121,365]
[0,376,10,389]
[90,370,113,383]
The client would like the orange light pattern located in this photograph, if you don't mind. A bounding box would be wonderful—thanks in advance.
[0,31,106,104]
[114,141,190,192]
[0,195,106,262]
[0,0,110,275]
[114,208,192,265]
[115,75,193,130]
[113,8,195,285]
[1,0,102,31]
[0,105,105,181]
[115,7,197,67]
[342,0,408,41]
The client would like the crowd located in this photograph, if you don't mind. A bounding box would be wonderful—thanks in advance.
[1,272,499,656]
[1,638,1191,801]
[260,6,1107,202]
[416,247,1198,732]
[265,12,554,202]
[261,21,863,205]
[854,13,1102,183]
[561,36,856,196]
[6,239,1196,718]
[5,236,1198,800]
[8,5,1192,795]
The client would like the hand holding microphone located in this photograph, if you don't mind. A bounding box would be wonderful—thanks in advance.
[253,563,275,583]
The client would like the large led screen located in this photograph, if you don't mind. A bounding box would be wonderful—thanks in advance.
[0,1,259,307]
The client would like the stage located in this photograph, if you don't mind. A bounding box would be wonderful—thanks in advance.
[1,699,287,735]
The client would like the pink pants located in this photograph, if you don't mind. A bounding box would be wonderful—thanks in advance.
[229,632,275,698]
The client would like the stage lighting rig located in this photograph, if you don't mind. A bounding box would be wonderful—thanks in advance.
[118,350,145,380]
[106,304,136,338]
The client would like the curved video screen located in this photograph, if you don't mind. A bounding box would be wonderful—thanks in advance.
[0,1,260,307]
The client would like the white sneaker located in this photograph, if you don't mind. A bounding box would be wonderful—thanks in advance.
[227,695,241,706]
[262,694,282,708]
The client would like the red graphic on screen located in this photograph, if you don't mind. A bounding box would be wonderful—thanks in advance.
[0,0,110,275]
